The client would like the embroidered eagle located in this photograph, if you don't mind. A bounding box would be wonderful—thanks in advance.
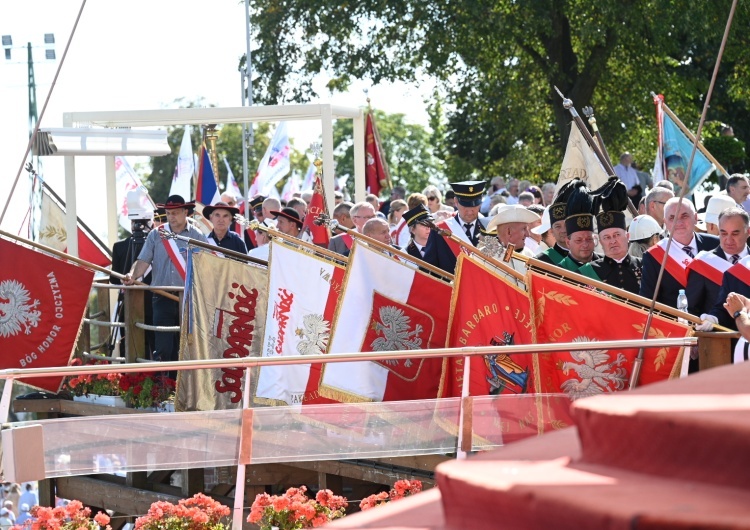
[370,306,423,366]
[295,313,330,356]
[560,337,627,400]
[0,280,42,338]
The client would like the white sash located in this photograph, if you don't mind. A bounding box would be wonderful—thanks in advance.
[159,225,187,280]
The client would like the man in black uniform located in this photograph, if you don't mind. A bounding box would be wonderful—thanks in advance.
[591,198,642,295]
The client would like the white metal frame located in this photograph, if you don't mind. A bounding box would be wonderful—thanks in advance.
[61,104,366,254]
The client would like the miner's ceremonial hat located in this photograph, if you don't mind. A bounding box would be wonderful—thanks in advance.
[450,181,486,207]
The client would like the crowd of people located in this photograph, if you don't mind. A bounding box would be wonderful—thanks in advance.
[0,483,38,528]
[112,161,750,372]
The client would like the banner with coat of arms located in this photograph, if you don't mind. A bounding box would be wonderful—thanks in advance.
[528,271,690,399]
[320,241,450,402]
[254,240,345,406]
[0,238,93,392]
[176,250,268,411]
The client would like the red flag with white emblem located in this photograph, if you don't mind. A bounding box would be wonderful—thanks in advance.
[365,111,390,196]
[0,239,94,391]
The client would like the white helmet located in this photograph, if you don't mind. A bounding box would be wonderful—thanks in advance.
[628,215,662,242]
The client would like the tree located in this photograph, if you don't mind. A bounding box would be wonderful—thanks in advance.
[248,0,750,183]
[333,109,446,196]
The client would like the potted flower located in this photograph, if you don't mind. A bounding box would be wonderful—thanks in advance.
[135,493,230,530]
[16,499,111,530]
[64,358,124,407]
[119,373,176,410]
[248,485,348,529]
[359,479,422,511]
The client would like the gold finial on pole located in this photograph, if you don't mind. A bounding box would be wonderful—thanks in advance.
[205,124,221,188]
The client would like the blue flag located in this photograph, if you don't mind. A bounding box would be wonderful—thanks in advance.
[196,145,220,205]
[653,94,716,196]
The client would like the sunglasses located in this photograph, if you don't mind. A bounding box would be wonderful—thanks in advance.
[427,196,438,202]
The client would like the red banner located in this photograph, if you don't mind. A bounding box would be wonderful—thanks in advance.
[443,255,535,398]
[301,173,330,246]
[0,239,94,391]
[365,112,387,196]
[529,271,690,398]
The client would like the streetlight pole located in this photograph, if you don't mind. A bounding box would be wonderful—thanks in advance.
[241,0,255,208]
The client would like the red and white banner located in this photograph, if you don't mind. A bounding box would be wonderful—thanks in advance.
[528,271,690,399]
[320,241,450,402]
[255,240,345,406]
[38,185,112,267]
[115,156,156,232]
[0,239,93,392]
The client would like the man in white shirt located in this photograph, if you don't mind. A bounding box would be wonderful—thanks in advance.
[614,152,641,202]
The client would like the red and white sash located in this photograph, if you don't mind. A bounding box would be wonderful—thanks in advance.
[391,218,410,247]
[437,215,474,257]
[159,225,187,280]
[342,234,354,250]
[687,250,731,286]
[726,254,750,286]
[646,240,694,287]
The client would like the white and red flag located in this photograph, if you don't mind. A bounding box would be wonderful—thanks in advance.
[320,240,450,402]
[255,239,346,406]
[249,122,291,198]
[169,126,194,200]
[38,184,112,267]
[0,238,93,392]
[115,156,156,232]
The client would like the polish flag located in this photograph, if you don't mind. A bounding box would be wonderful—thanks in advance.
[321,241,450,402]
[255,240,345,406]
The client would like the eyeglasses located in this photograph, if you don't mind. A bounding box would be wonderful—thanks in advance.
[427,196,438,202]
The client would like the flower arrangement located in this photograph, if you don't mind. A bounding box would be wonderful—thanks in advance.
[63,359,121,397]
[15,499,111,530]
[248,486,348,529]
[135,493,230,530]
[359,479,423,511]
[119,373,176,409]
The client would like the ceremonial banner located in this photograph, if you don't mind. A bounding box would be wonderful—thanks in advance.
[365,111,390,196]
[38,185,112,267]
[0,238,93,392]
[443,255,572,443]
[321,241,450,402]
[196,145,221,206]
[301,172,330,246]
[115,156,156,232]
[556,121,609,192]
[652,94,716,196]
[255,240,345,406]
[169,127,194,200]
[443,255,535,398]
[249,122,291,197]
[529,271,690,399]
[176,250,268,411]
[301,161,316,192]
[223,157,243,200]
[280,171,301,203]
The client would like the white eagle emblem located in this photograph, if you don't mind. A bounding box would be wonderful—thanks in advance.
[370,306,422,367]
[0,280,42,338]
[560,337,627,400]
[295,313,330,356]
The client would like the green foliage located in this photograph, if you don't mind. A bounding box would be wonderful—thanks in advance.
[247,0,750,184]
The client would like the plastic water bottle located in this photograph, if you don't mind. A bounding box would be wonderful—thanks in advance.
[677,289,689,324]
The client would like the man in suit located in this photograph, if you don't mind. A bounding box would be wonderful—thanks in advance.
[640,197,719,308]
[695,208,750,330]
[329,201,375,256]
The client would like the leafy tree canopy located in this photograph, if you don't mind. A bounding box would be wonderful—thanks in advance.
[248,0,750,184]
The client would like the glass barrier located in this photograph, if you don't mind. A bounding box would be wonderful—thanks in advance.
[14,394,572,479]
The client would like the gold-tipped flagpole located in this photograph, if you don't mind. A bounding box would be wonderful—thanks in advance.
[582,105,612,167]
[0,229,180,302]
[554,87,638,216]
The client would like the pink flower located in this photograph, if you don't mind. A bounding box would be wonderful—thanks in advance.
[94,512,110,526]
